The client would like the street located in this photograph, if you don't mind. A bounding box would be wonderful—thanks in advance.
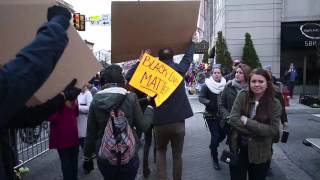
[21,97,320,180]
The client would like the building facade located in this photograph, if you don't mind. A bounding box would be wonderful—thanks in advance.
[209,0,320,93]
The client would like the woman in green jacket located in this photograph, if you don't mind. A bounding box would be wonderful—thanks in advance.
[229,68,281,180]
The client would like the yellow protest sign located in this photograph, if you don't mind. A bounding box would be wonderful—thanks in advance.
[129,53,183,107]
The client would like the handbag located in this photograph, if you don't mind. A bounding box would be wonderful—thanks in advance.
[220,149,238,166]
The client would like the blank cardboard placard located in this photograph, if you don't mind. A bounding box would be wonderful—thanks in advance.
[111,1,200,63]
[0,0,102,106]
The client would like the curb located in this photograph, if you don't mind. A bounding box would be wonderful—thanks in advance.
[286,108,320,114]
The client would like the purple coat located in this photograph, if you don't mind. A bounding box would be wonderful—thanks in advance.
[48,102,79,149]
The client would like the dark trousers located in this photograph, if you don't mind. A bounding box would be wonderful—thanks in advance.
[287,81,295,97]
[154,122,185,180]
[230,146,269,180]
[205,118,226,161]
[57,145,79,180]
[97,155,139,180]
[143,127,153,165]
[79,137,85,150]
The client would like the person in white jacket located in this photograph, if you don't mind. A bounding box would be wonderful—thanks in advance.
[77,84,93,149]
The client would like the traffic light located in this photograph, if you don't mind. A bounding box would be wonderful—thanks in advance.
[73,13,80,30]
[79,14,85,31]
[73,13,85,31]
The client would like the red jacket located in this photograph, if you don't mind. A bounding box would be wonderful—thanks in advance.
[48,102,79,149]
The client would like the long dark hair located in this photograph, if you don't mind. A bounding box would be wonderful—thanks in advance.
[245,68,275,124]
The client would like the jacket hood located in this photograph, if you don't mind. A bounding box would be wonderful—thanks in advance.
[93,87,128,110]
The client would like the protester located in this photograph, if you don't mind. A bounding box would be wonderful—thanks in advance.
[220,64,252,136]
[265,67,288,176]
[0,5,72,180]
[77,84,93,150]
[125,52,154,178]
[198,64,226,170]
[48,98,80,180]
[219,63,251,179]
[1,79,80,180]
[224,59,241,82]
[264,67,288,130]
[83,65,151,180]
[152,40,195,180]
[229,68,281,180]
[0,6,71,130]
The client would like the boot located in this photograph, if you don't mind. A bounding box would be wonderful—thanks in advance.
[143,161,151,178]
[212,155,221,170]
[213,159,221,170]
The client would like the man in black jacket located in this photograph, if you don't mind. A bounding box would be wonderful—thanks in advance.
[153,42,195,180]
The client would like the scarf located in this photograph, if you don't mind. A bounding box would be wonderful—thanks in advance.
[231,79,248,93]
[205,76,226,94]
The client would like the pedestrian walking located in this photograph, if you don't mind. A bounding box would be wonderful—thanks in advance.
[198,64,226,170]
[0,5,71,132]
[152,39,195,180]
[229,68,281,180]
[220,64,252,139]
[125,52,154,178]
[83,65,151,180]
[285,63,298,98]
[48,99,80,180]
[0,5,72,180]
[77,84,93,150]
[224,59,241,82]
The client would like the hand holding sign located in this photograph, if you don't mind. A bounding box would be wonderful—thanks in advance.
[129,53,183,107]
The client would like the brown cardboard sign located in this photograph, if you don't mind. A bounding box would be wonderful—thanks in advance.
[0,0,102,106]
[111,1,200,63]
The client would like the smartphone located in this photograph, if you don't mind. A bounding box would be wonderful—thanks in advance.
[281,131,289,143]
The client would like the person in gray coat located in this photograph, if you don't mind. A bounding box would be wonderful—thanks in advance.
[152,41,195,180]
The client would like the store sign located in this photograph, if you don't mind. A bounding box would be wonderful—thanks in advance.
[194,40,209,54]
[281,21,320,49]
[88,14,111,26]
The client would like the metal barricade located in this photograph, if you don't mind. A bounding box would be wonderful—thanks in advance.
[14,122,50,169]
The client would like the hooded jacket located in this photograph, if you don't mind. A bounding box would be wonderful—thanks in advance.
[84,87,151,160]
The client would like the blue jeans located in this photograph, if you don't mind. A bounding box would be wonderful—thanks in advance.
[57,145,79,180]
[97,155,139,180]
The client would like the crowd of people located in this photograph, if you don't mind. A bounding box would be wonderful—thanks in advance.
[0,5,292,180]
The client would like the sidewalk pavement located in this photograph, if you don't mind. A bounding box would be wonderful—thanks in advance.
[188,94,320,114]
[285,95,320,114]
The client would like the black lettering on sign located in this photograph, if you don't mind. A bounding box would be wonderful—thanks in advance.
[141,56,153,67]
[140,71,152,85]
[140,71,166,92]
[141,55,169,77]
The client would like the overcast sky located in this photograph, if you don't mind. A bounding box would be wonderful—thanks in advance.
[64,0,111,52]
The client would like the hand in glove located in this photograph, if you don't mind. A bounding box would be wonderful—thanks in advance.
[47,5,71,29]
[63,79,81,101]
[83,158,94,174]
[47,5,71,21]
